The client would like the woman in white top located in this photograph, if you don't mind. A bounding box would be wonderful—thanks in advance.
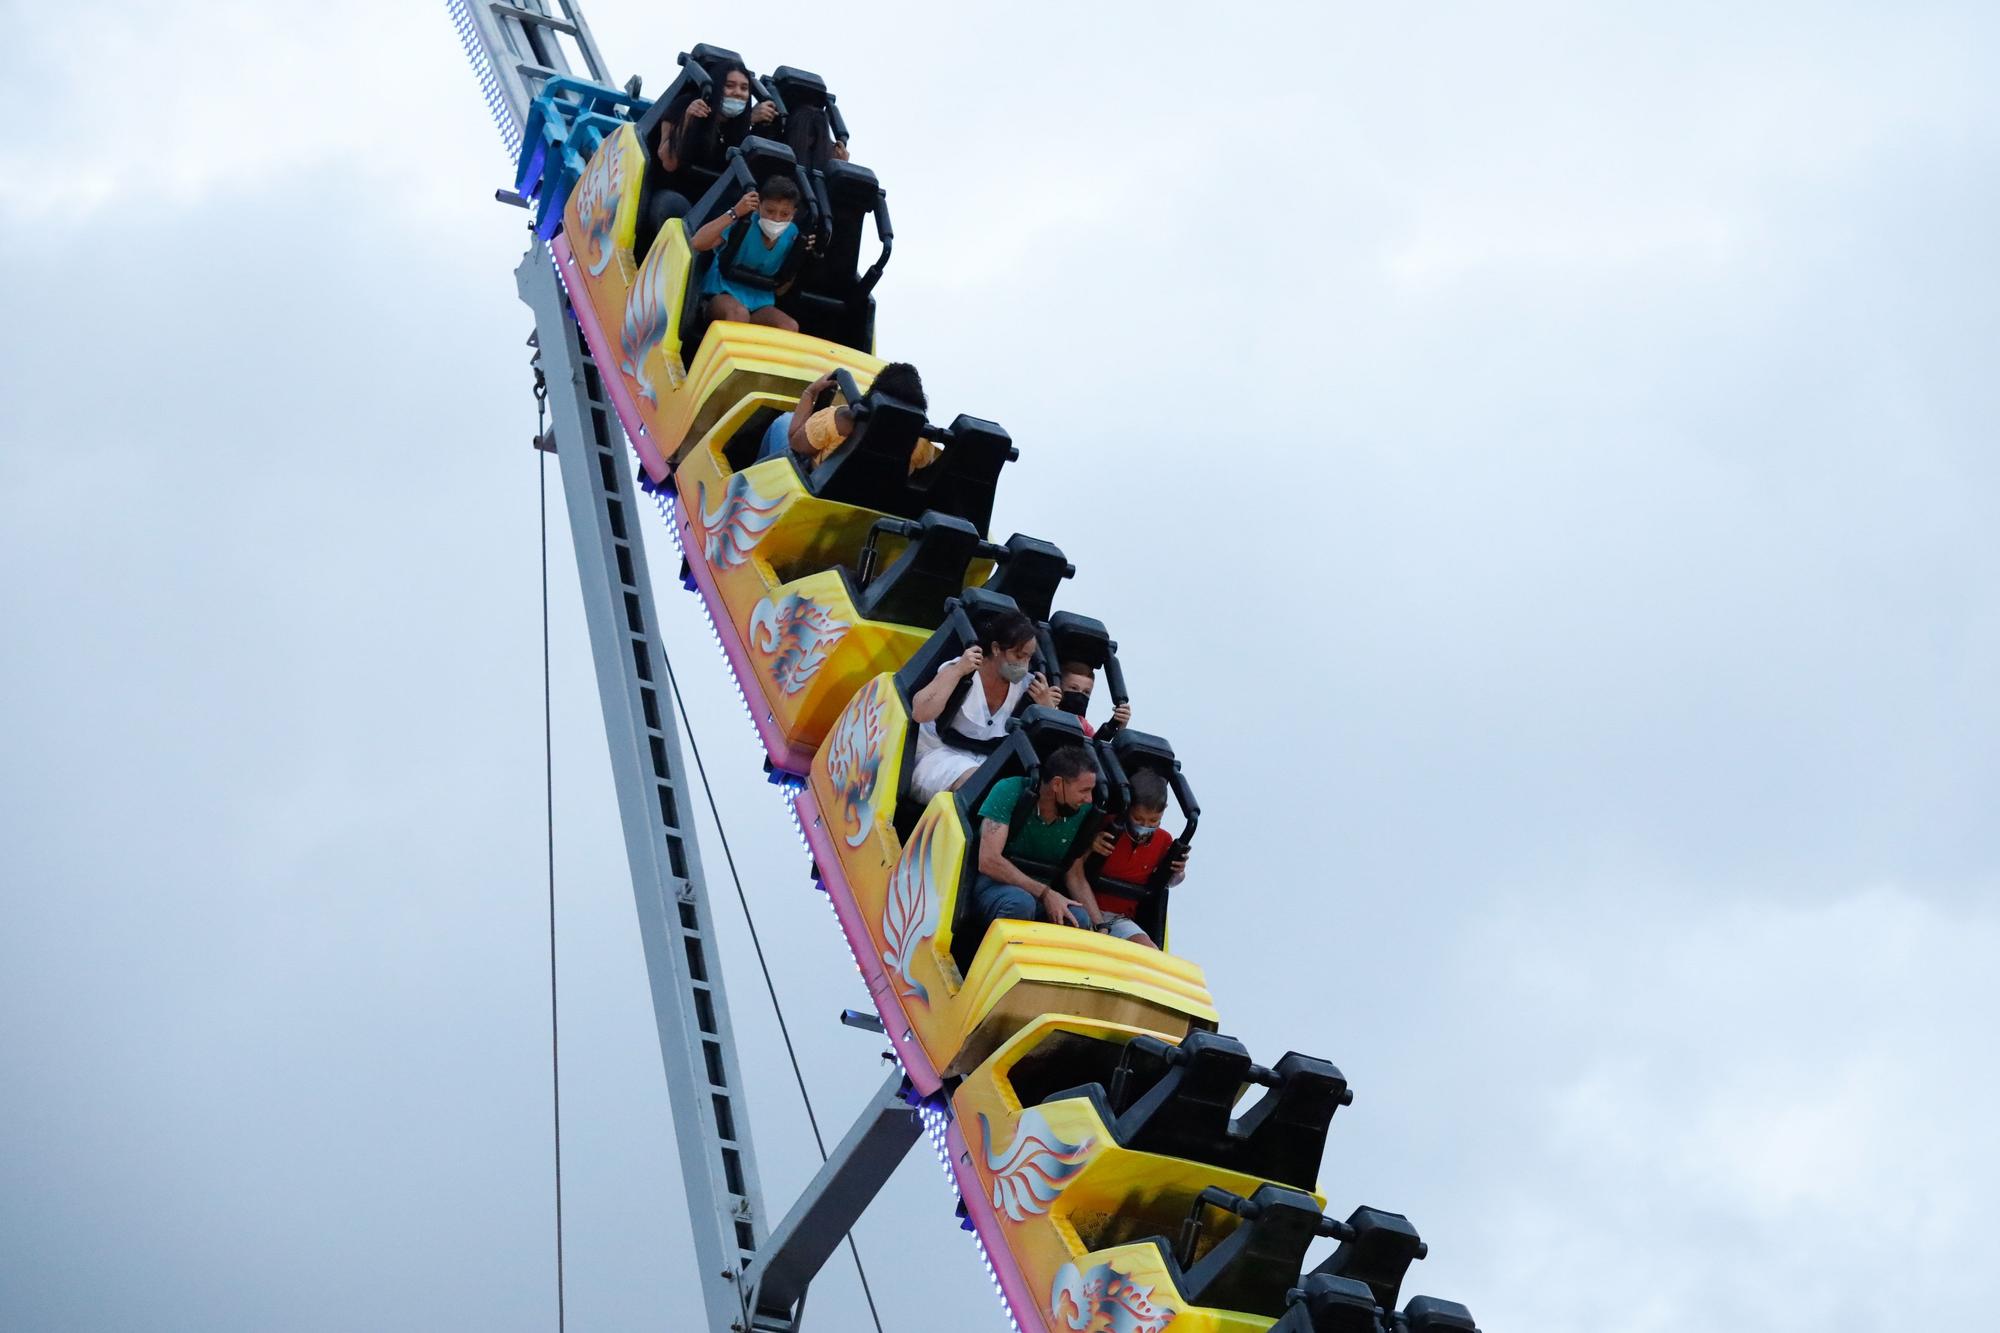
[908,609,1060,802]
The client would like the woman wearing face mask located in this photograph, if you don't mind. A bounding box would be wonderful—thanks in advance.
[637,65,780,256]
[908,610,1061,802]
[688,175,811,332]
[665,65,778,174]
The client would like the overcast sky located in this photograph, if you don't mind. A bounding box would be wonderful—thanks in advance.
[4,2,1997,1330]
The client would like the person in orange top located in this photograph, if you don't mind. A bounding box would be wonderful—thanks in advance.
[757,364,940,474]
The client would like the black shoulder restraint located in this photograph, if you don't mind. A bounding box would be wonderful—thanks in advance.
[1005,774,1040,844]
[1007,772,1104,885]
[718,215,807,293]
[939,671,1013,756]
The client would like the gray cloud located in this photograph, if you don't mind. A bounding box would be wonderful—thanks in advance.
[3,1,1995,1330]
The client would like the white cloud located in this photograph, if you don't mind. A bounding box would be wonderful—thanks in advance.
[1458,884,2000,1329]
[4,1,1998,1330]
[0,1,499,223]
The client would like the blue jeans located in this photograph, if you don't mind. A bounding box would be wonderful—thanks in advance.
[972,874,1089,931]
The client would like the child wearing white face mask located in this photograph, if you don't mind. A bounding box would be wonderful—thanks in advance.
[689,175,810,332]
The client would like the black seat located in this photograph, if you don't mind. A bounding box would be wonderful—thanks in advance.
[1119,1184,1355,1320]
[916,415,1012,538]
[769,64,832,110]
[767,64,849,162]
[1047,609,1130,734]
[1048,610,1113,673]
[953,705,1098,834]
[687,133,803,230]
[1179,1185,1327,1316]
[851,512,986,629]
[632,43,749,257]
[759,66,883,349]
[955,585,1027,632]
[669,43,757,174]
[892,596,1002,707]
[782,158,884,348]
[805,384,932,515]
[1088,727,1199,944]
[1038,1028,1348,1189]
[1121,1188,1476,1330]
[1231,1051,1353,1187]
[889,594,1056,839]
[1312,1206,1428,1313]
[944,706,1103,972]
[1271,1276,1382,1333]
[981,534,1071,622]
[1115,1030,1253,1161]
[676,137,818,356]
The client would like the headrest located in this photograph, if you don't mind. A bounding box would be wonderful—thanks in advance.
[983,533,1071,622]
[683,44,746,82]
[735,133,800,186]
[1313,1207,1427,1314]
[1012,706,1095,759]
[822,159,881,207]
[770,65,828,105]
[1108,727,1176,771]
[1048,611,1112,670]
[1403,1297,1479,1332]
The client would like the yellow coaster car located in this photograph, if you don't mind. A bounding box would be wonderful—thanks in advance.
[523,67,1486,1333]
[800,600,1218,1092]
[668,374,1024,773]
[948,1014,1349,1331]
[930,1015,1476,1333]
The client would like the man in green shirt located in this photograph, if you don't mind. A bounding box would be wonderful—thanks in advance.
[970,745,1106,936]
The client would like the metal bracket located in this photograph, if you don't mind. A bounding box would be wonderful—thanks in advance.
[746,1070,922,1323]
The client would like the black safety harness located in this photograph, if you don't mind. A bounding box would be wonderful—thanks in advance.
[715,214,808,294]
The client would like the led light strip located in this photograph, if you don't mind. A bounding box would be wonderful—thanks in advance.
[918,1104,1029,1333]
[548,189,1048,1333]
[445,0,524,158]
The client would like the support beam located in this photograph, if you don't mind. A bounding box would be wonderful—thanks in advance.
[748,1070,922,1322]
[518,248,772,1333]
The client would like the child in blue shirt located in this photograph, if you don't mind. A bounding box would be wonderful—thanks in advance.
[688,175,809,332]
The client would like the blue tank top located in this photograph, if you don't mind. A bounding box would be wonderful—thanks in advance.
[703,219,797,308]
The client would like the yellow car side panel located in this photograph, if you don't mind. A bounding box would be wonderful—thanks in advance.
[810,685,1218,1083]
[559,127,883,476]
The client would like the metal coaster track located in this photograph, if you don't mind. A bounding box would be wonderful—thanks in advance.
[453,5,919,1330]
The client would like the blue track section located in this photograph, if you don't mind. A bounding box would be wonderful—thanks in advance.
[517,77,648,239]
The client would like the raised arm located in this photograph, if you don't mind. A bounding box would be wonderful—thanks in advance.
[690,189,758,253]
[910,648,980,724]
[787,373,854,457]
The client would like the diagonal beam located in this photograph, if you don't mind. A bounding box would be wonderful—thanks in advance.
[747,1070,921,1322]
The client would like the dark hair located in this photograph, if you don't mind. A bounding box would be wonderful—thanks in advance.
[1043,745,1093,784]
[759,175,802,206]
[979,609,1037,655]
[871,362,926,411]
[1058,660,1094,681]
[1128,770,1170,813]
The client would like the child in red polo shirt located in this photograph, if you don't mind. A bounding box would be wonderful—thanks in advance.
[1088,770,1188,949]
